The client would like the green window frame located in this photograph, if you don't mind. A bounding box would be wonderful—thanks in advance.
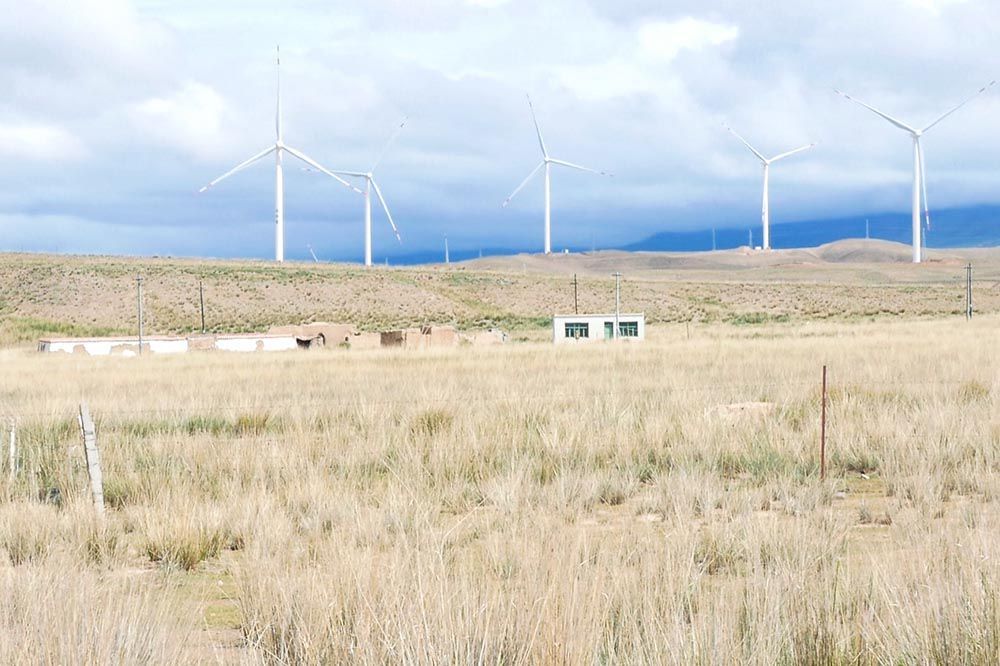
[618,321,639,337]
[565,322,589,339]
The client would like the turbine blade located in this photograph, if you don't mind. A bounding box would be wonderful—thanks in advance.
[283,146,362,193]
[501,162,545,207]
[918,140,931,230]
[549,158,612,176]
[834,89,916,133]
[769,143,817,163]
[301,167,368,179]
[921,80,996,133]
[723,124,766,162]
[198,146,276,192]
[275,45,282,142]
[371,179,401,243]
[371,117,408,172]
[526,94,548,158]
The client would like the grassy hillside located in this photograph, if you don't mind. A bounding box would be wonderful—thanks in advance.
[1,244,997,346]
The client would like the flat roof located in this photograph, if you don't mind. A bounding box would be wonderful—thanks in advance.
[39,335,186,343]
[552,313,645,318]
[40,333,295,343]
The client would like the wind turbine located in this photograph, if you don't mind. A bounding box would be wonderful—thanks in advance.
[724,124,815,251]
[198,47,356,263]
[502,95,611,255]
[835,81,995,263]
[319,119,406,267]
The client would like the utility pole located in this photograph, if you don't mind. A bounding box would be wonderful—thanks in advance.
[307,243,318,263]
[612,272,621,340]
[136,275,144,355]
[865,219,870,240]
[966,263,973,319]
[749,228,753,248]
[711,227,717,251]
[573,273,579,314]
[444,235,450,264]
[199,280,206,333]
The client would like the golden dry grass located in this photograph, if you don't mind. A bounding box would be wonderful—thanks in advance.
[0,312,998,663]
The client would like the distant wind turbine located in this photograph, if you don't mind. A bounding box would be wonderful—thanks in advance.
[835,81,995,263]
[724,124,815,251]
[310,119,407,267]
[502,95,612,255]
[198,46,356,263]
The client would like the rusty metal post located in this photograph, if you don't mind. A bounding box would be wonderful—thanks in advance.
[820,365,828,481]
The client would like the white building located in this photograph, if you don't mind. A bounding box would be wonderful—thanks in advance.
[552,313,645,344]
[38,333,299,356]
[213,333,298,353]
[38,336,189,356]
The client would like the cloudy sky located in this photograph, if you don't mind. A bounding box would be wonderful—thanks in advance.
[3,0,1000,261]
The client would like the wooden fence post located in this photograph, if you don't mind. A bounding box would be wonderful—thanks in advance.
[78,403,105,517]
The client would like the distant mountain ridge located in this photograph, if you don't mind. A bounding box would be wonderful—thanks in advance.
[377,205,1000,265]
[623,205,1000,253]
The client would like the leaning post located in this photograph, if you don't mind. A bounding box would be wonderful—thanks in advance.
[78,403,105,517]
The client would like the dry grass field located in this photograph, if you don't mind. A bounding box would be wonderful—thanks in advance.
[0,245,998,663]
[1,239,999,346]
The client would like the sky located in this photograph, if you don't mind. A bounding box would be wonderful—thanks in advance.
[3,0,1000,262]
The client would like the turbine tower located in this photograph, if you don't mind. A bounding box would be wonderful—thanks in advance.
[502,95,611,255]
[836,81,995,263]
[198,47,356,262]
[723,124,815,251]
[322,119,406,267]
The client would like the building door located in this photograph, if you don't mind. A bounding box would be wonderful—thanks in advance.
[604,322,614,339]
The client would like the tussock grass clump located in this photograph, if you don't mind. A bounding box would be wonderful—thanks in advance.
[411,408,454,437]
[0,558,188,664]
[959,379,991,403]
[0,503,59,565]
[140,505,231,571]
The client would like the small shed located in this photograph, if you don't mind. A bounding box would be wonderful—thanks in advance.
[552,313,645,344]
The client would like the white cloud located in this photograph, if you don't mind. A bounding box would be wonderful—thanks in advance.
[903,0,969,15]
[637,18,739,61]
[0,122,86,161]
[3,0,1000,257]
[129,82,232,161]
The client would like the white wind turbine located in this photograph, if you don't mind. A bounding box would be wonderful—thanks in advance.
[502,95,611,255]
[198,47,356,263]
[836,81,995,263]
[321,119,407,267]
[724,124,815,251]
